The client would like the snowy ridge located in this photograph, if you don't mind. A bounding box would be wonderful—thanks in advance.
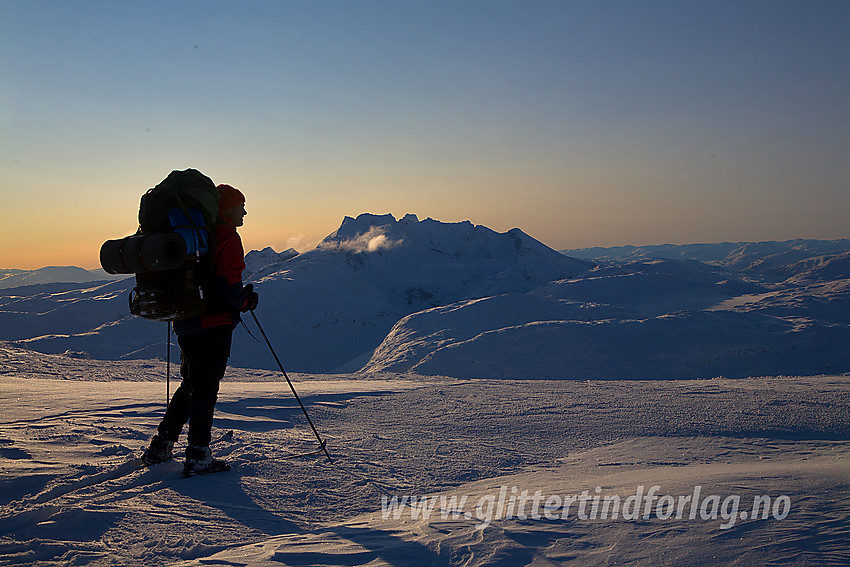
[781,251,850,284]
[363,303,850,379]
[563,238,850,276]
[243,246,299,281]
[363,254,850,379]
[0,266,125,289]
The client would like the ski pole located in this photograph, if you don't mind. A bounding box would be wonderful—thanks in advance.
[250,310,333,464]
[166,322,171,409]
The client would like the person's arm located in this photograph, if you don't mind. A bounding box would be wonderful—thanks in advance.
[215,226,251,311]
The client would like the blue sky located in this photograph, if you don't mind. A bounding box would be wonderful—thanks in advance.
[1,0,848,268]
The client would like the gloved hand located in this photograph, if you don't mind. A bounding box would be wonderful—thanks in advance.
[242,283,259,312]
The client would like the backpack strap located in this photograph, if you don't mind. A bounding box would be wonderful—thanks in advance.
[172,192,211,256]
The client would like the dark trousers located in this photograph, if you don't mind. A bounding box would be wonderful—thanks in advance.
[157,325,232,447]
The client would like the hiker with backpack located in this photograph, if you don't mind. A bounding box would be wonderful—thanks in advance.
[101,169,332,470]
[139,183,258,475]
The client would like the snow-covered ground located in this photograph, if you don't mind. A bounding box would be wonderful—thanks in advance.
[1,344,848,566]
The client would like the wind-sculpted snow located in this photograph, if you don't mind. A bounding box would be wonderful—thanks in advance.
[1,351,848,566]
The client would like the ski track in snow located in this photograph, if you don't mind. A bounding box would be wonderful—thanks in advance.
[0,351,849,566]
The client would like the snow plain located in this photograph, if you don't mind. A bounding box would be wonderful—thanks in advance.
[1,343,848,566]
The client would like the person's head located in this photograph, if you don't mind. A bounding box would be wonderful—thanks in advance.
[217,184,246,227]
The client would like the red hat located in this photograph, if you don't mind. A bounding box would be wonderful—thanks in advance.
[217,184,245,211]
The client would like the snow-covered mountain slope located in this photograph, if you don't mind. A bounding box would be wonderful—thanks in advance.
[270,212,590,304]
[563,239,850,276]
[243,246,298,281]
[2,215,848,378]
[781,251,850,284]
[532,258,764,317]
[0,266,125,289]
[362,255,850,379]
[362,299,850,379]
[238,214,591,372]
[0,279,163,358]
[362,294,629,375]
[0,214,591,373]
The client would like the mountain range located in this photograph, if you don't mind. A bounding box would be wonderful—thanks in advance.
[563,239,850,276]
[0,266,123,289]
[1,214,848,379]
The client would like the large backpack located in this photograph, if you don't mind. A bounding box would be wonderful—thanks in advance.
[100,169,219,322]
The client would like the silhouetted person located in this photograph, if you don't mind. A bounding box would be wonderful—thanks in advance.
[142,184,258,475]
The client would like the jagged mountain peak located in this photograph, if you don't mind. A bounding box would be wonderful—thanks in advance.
[315,212,587,269]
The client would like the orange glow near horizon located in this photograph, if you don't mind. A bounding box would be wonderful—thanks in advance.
[2,3,848,270]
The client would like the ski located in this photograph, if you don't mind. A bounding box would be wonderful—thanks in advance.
[182,460,231,479]
[138,429,234,475]
[208,430,327,462]
[144,430,325,475]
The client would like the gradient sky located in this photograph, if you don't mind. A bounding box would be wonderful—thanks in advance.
[2,0,848,269]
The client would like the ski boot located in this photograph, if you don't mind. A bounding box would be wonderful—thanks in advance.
[141,435,174,466]
[183,444,231,477]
